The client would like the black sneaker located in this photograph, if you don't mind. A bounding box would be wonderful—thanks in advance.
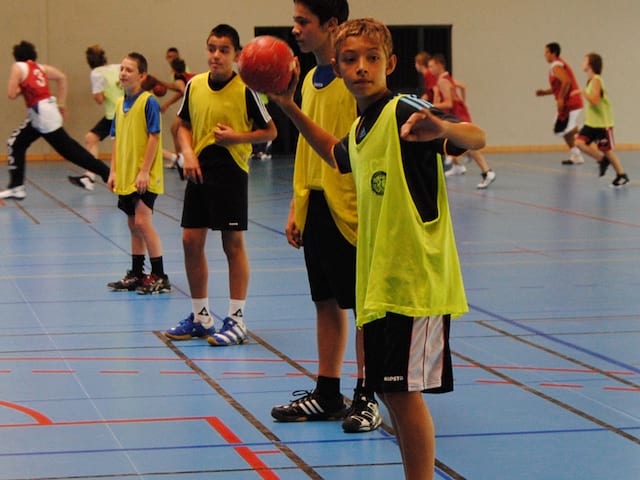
[599,155,611,177]
[610,173,629,188]
[271,390,347,422]
[342,393,383,433]
[107,270,143,291]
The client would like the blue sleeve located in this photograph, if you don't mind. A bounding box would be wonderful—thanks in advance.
[109,117,116,137]
[145,95,162,134]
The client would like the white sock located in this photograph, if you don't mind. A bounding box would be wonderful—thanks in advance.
[570,146,580,155]
[192,298,213,328]
[85,171,96,181]
[170,153,178,162]
[228,299,246,325]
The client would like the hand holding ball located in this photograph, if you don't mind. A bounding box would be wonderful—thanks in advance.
[238,36,294,93]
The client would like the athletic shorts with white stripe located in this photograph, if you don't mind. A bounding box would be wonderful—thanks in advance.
[363,313,453,394]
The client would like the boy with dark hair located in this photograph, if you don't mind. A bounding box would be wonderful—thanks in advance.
[575,52,629,187]
[428,54,496,189]
[270,0,382,434]
[535,42,585,165]
[2,41,110,200]
[107,52,170,295]
[270,17,485,479]
[165,24,277,346]
[68,44,123,191]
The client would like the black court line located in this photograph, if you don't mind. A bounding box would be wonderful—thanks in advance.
[452,350,640,445]
[155,331,324,479]
[25,179,93,223]
[477,320,640,389]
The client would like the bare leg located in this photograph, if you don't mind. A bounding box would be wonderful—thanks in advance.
[183,228,208,298]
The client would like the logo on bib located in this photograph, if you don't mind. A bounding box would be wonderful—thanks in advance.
[371,171,386,195]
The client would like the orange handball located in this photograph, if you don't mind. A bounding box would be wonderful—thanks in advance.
[152,82,167,97]
[238,36,294,93]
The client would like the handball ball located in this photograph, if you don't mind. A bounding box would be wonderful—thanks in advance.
[152,82,167,97]
[238,36,294,93]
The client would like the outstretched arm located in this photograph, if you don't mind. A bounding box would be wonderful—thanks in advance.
[400,108,486,151]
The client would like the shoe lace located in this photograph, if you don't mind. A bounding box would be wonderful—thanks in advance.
[289,389,315,404]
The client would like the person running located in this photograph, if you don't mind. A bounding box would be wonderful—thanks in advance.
[68,45,123,191]
[270,18,483,479]
[2,41,110,200]
[535,42,585,165]
[575,52,629,187]
[270,0,382,434]
[428,54,496,189]
[164,24,277,346]
[106,52,171,295]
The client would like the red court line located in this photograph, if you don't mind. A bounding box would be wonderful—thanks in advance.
[0,400,53,425]
[0,412,282,478]
[207,417,280,480]
[604,387,640,392]
[540,383,584,389]
[456,364,636,376]
[99,370,139,374]
[451,188,640,228]
[31,370,75,374]
[476,380,513,385]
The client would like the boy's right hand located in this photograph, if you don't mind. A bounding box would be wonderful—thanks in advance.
[182,150,203,184]
[268,57,300,107]
[285,200,302,248]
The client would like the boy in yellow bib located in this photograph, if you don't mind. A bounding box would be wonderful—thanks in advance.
[271,18,486,480]
[107,53,170,295]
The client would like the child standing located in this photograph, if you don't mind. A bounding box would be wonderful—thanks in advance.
[575,53,629,187]
[270,0,381,434]
[107,53,171,295]
[270,18,485,479]
[164,24,277,346]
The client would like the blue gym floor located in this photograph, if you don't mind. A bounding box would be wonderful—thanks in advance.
[0,151,638,479]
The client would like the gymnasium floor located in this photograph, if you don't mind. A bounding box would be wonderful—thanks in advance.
[0,151,638,479]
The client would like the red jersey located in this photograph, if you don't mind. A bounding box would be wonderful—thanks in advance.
[438,72,471,122]
[19,60,51,108]
[548,57,583,112]
[423,70,438,103]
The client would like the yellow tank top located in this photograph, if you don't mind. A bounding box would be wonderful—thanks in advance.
[349,96,468,326]
[584,75,614,128]
[113,91,163,195]
[187,73,253,172]
[294,68,358,245]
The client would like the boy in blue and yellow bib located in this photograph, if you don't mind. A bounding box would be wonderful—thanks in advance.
[107,52,170,296]
[271,18,486,480]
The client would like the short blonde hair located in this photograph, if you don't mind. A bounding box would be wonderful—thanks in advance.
[334,18,393,61]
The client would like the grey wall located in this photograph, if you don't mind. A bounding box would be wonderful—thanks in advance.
[2,0,638,157]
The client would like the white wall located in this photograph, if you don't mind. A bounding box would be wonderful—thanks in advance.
[2,0,638,157]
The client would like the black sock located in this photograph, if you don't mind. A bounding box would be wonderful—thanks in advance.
[354,377,375,398]
[150,256,165,277]
[316,376,341,400]
[132,254,145,276]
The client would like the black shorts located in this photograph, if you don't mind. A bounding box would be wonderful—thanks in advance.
[117,191,158,216]
[363,313,453,394]
[302,190,356,309]
[181,146,248,230]
[577,125,614,152]
[90,117,113,141]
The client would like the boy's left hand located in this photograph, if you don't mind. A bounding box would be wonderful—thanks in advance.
[213,123,237,146]
[400,108,446,142]
[135,171,150,194]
